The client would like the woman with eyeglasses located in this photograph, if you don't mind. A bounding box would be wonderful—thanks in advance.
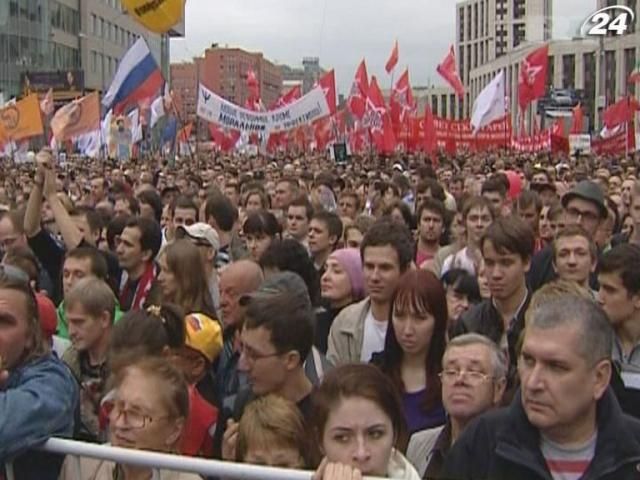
[311,364,420,480]
[371,269,448,434]
[60,356,201,479]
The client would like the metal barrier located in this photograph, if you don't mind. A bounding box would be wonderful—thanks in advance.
[5,438,385,480]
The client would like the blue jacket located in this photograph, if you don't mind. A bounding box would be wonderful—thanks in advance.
[1,353,79,480]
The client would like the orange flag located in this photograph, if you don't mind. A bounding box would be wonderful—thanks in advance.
[0,94,44,142]
[51,92,100,141]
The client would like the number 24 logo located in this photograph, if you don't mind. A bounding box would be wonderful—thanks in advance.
[582,5,635,36]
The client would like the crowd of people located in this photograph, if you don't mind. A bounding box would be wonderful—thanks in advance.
[1,146,640,480]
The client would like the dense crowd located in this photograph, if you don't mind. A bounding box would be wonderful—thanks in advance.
[1,147,640,480]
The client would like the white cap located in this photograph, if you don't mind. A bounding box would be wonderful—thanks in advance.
[176,223,220,251]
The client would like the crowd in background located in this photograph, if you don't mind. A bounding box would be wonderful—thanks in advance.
[1,146,640,480]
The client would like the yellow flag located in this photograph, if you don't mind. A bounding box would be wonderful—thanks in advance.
[0,94,44,141]
[50,92,100,141]
[122,0,185,34]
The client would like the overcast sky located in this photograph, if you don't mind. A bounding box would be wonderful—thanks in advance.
[170,0,595,96]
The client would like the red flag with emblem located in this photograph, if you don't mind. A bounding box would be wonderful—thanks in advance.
[365,76,396,153]
[390,69,416,126]
[436,46,464,98]
[385,40,399,74]
[317,69,337,115]
[269,85,301,110]
[518,44,549,109]
[348,60,369,119]
[603,97,636,129]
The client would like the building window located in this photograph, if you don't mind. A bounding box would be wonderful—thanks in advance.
[92,51,97,72]
[605,50,616,103]
[100,18,104,37]
[91,14,97,35]
[625,48,636,95]
[562,54,575,89]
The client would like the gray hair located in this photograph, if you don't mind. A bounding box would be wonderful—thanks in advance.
[65,277,117,322]
[526,295,613,364]
[446,333,508,381]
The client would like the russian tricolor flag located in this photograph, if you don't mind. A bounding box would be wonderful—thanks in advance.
[102,38,164,114]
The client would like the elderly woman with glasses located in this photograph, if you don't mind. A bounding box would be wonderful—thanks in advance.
[60,356,201,479]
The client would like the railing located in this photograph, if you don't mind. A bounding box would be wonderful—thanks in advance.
[5,438,385,480]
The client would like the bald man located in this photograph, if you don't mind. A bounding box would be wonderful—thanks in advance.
[216,260,264,408]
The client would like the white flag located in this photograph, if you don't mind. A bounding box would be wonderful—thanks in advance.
[128,109,142,143]
[150,95,165,128]
[471,70,506,134]
[101,110,113,146]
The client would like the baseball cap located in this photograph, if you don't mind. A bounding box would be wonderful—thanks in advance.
[176,223,220,251]
[184,313,223,363]
[239,271,312,309]
[36,293,57,341]
[561,180,608,219]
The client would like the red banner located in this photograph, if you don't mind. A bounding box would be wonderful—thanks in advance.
[511,130,551,152]
[592,124,636,155]
[432,115,512,152]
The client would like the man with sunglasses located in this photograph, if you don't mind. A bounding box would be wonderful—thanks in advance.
[528,180,608,292]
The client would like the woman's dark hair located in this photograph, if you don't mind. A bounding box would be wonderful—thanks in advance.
[109,303,185,373]
[312,364,408,451]
[259,239,320,306]
[243,210,281,239]
[441,268,482,305]
[383,269,448,412]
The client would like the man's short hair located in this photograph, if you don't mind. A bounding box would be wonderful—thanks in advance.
[288,195,314,221]
[481,215,534,261]
[481,177,508,198]
[312,210,343,244]
[461,196,494,221]
[70,206,103,234]
[137,190,163,223]
[3,245,39,283]
[599,244,640,296]
[65,277,116,322]
[170,195,198,217]
[0,209,25,234]
[517,190,542,213]
[416,197,446,224]
[526,295,613,365]
[125,217,162,260]
[552,225,597,262]
[339,190,361,212]
[65,246,108,281]
[360,219,414,272]
[115,195,140,216]
[204,193,237,232]
[446,333,508,381]
[243,292,314,365]
[416,179,446,203]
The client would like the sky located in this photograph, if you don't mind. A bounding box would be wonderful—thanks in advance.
[170,0,595,96]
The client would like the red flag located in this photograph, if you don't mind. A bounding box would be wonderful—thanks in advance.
[177,123,192,143]
[348,60,369,119]
[317,70,337,115]
[385,40,399,74]
[365,76,396,153]
[269,85,301,110]
[314,116,333,151]
[603,97,635,128]
[436,46,464,98]
[518,44,549,109]
[423,103,436,155]
[570,103,584,134]
[390,69,416,126]
[209,123,240,152]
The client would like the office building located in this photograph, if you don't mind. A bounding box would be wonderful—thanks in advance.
[0,0,183,101]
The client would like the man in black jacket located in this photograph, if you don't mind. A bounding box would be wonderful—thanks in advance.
[453,215,533,375]
[442,295,640,480]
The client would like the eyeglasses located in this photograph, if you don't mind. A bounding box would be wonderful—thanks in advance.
[107,400,168,429]
[565,207,600,225]
[439,369,494,385]
[239,343,282,364]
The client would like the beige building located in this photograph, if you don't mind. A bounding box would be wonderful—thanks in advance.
[456,0,552,117]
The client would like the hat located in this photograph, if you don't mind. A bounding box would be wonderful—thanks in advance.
[185,313,223,363]
[239,271,311,309]
[36,293,57,340]
[176,223,220,251]
[330,249,365,301]
[393,162,405,173]
[561,180,608,219]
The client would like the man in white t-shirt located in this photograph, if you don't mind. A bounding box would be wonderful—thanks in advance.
[327,219,414,365]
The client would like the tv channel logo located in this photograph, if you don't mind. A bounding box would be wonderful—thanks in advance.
[580,5,636,36]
